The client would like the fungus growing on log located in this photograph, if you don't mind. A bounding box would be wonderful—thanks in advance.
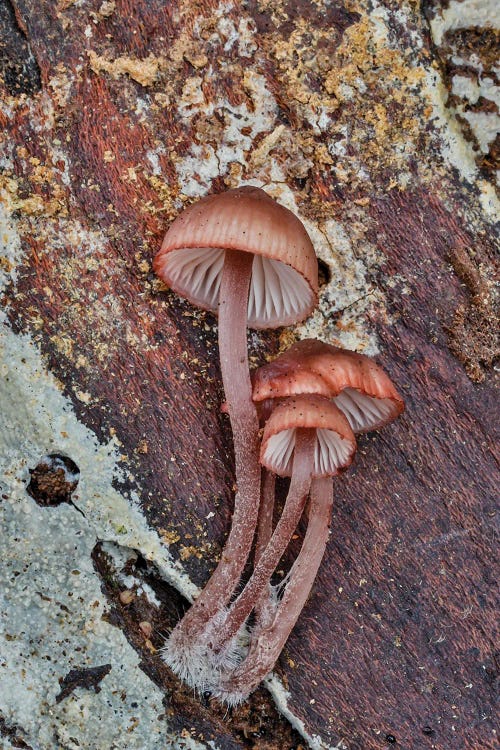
[250,338,404,623]
[252,338,405,433]
[209,342,405,704]
[153,187,318,687]
[211,394,356,661]
[217,474,337,705]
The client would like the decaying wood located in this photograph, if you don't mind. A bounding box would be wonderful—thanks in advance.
[1,0,498,748]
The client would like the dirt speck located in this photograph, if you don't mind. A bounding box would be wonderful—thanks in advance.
[56,663,112,703]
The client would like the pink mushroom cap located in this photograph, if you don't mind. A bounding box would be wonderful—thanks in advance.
[253,339,405,433]
[260,394,357,478]
[153,186,318,329]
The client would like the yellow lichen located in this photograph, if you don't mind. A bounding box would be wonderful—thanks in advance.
[87,50,166,87]
[159,529,181,545]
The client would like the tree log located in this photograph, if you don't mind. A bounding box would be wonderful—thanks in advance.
[1,1,497,748]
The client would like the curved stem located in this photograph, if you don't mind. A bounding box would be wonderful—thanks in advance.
[218,476,333,704]
[172,249,261,638]
[214,428,316,650]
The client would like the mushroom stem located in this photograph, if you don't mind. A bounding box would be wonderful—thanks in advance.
[214,428,316,652]
[255,469,276,562]
[254,469,276,627]
[217,475,333,704]
[174,249,261,637]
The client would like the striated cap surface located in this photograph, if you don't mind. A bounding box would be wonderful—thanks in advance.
[153,187,318,329]
[253,339,404,432]
[260,394,356,477]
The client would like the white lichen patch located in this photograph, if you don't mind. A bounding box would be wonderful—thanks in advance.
[0,326,198,596]
[0,176,23,288]
[175,70,278,197]
[422,68,480,183]
[462,110,500,154]
[297,218,383,355]
[451,74,500,110]
[0,325,214,749]
[0,191,212,746]
[47,62,76,109]
[265,676,347,750]
[251,180,384,354]
[426,0,500,193]
[429,0,499,46]
[451,73,500,156]
[367,1,491,191]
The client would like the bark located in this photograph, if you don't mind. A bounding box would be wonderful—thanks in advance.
[1,1,497,749]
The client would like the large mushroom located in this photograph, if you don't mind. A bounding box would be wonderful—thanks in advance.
[153,188,318,685]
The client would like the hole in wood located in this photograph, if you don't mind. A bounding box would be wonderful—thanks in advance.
[27,453,80,506]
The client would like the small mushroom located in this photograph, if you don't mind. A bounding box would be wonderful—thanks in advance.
[252,338,404,433]
[251,338,404,625]
[154,188,318,686]
[211,394,356,666]
[212,340,405,703]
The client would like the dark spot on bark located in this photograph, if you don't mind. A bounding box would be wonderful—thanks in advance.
[317,258,331,288]
[294,176,308,190]
[0,0,41,96]
[445,245,499,382]
[0,717,33,748]
[27,454,80,506]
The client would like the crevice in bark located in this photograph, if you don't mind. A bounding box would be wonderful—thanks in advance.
[91,541,306,750]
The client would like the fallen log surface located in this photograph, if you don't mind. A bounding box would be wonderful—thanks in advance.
[1,1,498,749]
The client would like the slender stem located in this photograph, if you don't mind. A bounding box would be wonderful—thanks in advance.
[255,469,276,562]
[218,476,333,703]
[172,249,261,638]
[214,428,316,650]
[254,469,276,626]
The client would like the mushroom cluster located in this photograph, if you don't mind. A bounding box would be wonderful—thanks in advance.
[153,186,404,704]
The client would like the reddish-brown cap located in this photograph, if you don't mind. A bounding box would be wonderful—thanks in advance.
[260,394,356,478]
[253,339,404,433]
[153,186,318,329]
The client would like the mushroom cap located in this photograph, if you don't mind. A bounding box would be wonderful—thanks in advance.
[153,186,318,329]
[253,339,404,433]
[260,394,356,478]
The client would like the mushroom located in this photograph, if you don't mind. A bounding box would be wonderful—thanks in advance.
[211,339,405,703]
[252,338,405,434]
[213,394,356,703]
[153,187,318,685]
[251,338,404,626]
[210,394,356,666]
